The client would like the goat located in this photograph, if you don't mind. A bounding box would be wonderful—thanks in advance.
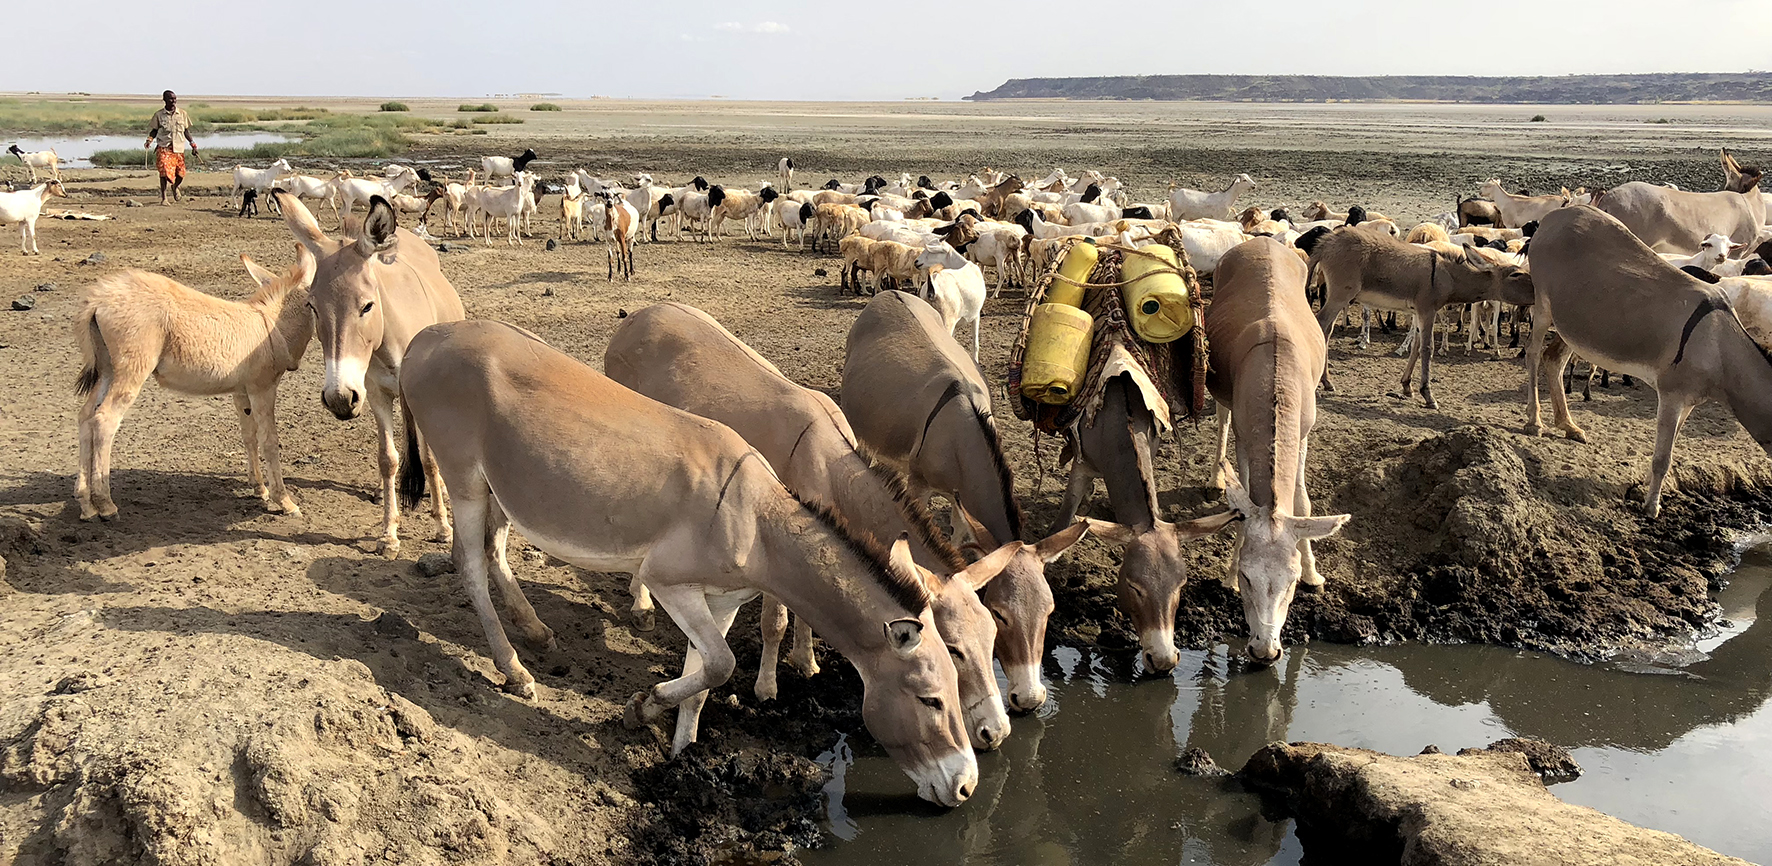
[1169,174,1257,221]
[561,188,586,240]
[228,158,293,211]
[474,171,534,245]
[777,157,794,191]
[74,246,316,520]
[335,165,420,227]
[863,239,925,295]
[481,148,538,181]
[1660,233,1737,272]
[916,242,986,360]
[1457,196,1501,227]
[840,234,878,293]
[0,179,68,255]
[708,185,767,240]
[237,189,259,218]
[605,191,639,280]
[813,203,868,253]
[8,144,61,181]
[272,174,341,219]
[1479,180,1569,228]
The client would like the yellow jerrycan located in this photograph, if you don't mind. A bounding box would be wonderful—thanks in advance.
[1045,238,1097,308]
[1022,303,1094,405]
[1121,245,1193,344]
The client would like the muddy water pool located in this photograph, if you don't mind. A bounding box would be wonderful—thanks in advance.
[805,543,1772,865]
[5,133,296,168]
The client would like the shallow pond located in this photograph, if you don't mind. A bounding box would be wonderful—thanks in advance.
[4,133,297,168]
[805,542,1772,865]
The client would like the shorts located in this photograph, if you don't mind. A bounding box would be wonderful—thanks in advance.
[155,147,186,183]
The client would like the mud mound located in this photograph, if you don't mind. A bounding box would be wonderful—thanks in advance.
[629,747,825,865]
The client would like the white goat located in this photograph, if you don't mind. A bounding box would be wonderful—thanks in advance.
[8,145,62,181]
[916,241,986,360]
[1169,173,1258,221]
[1660,233,1736,272]
[475,171,534,245]
[271,174,340,217]
[228,158,293,210]
[335,165,420,226]
[0,180,68,254]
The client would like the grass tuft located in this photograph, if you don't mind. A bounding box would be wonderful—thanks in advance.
[457,103,499,112]
[530,103,562,111]
[380,101,410,112]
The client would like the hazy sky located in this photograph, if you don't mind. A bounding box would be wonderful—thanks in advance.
[13,0,1767,100]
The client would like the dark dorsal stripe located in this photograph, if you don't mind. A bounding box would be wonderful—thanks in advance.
[918,380,964,457]
[713,452,760,513]
[1674,297,1723,365]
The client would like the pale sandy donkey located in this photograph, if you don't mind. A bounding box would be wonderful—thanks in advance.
[74,245,316,520]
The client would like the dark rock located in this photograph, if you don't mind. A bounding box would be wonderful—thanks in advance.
[545,239,558,251]
[1420,744,1444,755]
[12,296,35,312]
[1460,737,1582,783]
[415,552,455,577]
[1174,747,1230,777]
[372,611,421,641]
[542,287,555,297]
[813,268,828,277]
[616,308,628,319]
[437,242,453,253]
[122,199,142,207]
[80,252,106,266]
[53,672,110,694]
[35,282,56,293]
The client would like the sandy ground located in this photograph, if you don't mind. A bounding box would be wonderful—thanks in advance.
[3,99,1772,864]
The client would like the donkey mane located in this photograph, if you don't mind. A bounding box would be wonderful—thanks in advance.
[794,493,933,613]
[970,402,1026,541]
[855,449,969,572]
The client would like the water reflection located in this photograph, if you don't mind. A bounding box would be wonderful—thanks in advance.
[806,548,1772,865]
[6,134,297,168]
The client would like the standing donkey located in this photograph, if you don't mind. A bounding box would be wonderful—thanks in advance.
[1208,237,1352,663]
[75,246,315,521]
[271,189,463,554]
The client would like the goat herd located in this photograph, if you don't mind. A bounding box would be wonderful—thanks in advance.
[34,141,1772,807]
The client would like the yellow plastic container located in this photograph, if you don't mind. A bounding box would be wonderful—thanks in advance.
[1046,238,1097,308]
[1022,303,1094,405]
[1121,245,1193,344]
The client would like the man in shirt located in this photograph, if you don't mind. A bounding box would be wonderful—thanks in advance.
[144,90,198,204]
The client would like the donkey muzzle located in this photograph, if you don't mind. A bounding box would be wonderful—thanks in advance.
[323,387,363,420]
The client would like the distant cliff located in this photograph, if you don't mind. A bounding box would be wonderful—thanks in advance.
[964,73,1772,103]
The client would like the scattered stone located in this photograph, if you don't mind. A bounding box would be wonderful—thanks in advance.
[80,252,106,266]
[813,268,827,277]
[542,287,555,297]
[415,552,455,578]
[35,282,56,292]
[437,242,453,253]
[1420,744,1444,755]
[546,239,558,251]
[616,308,628,319]
[1173,747,1230,777]
[53,672,111,694]
[12,296,35,312]
[122,199,142,207]
[372,611,420,641]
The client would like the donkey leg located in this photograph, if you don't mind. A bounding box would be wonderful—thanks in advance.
[1295,442,1325,588]
[1051,452,1098,534]
[1522,310,1554,437]
[75,370,110,520]
[669,592,747,755]
[417,426,451,544]
[1418,305,1438,410]
[1209,405,1233,492]
[87,372,146,520]
[787,615,821,677]
[625,584,741,729]
[1642,396,1695,519]
[628,575,656,631]
[248,386,300,516]
[486,496,555,650]
[233,393,267,502]
[755,595,789,701]
[1542,336,1585,443]
[453,487,537,697]
[368,381,402,556]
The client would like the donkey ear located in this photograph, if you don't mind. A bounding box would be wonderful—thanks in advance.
[1082,518,1136,546]
[240,254,279,288]
[1288,513,1351,542]
[885,618,924,658]
[953,542,1023,592]
[1032,518,1090,563]
[952,503,1000,555]
[357,196,399,258]
[888,533,919,578]
[289,243,317,289]
[1176,509,1242,539]
[274,189,328,253]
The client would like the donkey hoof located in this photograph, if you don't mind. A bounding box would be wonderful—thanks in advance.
[502,677,537,699]
[377,537,401,558]
[623,692,662,728]
[1423,397,1438,410]
[1565,428,1588,444]
[1523,423,1544,438]
[631,610,656,632]
[526,627,558,652]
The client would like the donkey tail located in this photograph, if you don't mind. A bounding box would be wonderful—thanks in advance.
[398,397,427,510]
[74,305,102,396]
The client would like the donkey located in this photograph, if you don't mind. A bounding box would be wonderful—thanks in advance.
[271,189,463,555]
[1524,206,1772,518]
[1310,225,1535,409]
[1597,150,1765,254]
[1207,238,1352,663]
[843,291,1065,708]
[606,302,1089,732]
[1050,373,1240,673]
[400,319,980,806]
[74,247,316,521]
